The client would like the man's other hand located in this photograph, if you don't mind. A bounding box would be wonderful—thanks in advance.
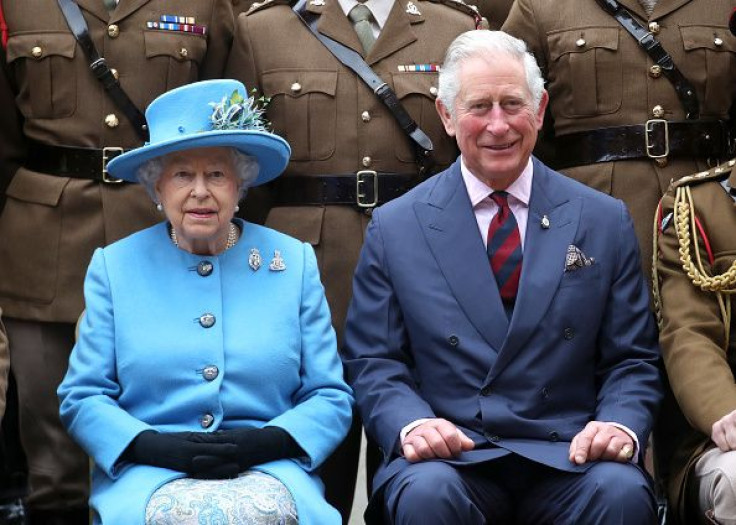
[712,409,736,451]
[403,418,474,462]
[569,421,634,465]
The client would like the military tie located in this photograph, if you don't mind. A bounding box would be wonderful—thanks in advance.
[348,3,376,54]
[487,191,522,305]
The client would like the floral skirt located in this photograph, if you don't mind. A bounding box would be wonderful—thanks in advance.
[145,470,298,524]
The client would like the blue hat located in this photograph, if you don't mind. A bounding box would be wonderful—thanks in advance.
[106,79,290,185]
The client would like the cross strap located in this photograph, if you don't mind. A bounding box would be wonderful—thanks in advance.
[595,0,700,119]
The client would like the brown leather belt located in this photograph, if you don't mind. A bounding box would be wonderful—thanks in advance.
[25,142,130,183]
[553,120,733,169]
[270,172,423,208]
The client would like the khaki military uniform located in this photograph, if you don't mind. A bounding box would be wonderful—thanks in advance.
[503,0,736,275]
[0,0,233,517]
[655,160,736,523]
[225,0,476,519]
[0,311,8,420]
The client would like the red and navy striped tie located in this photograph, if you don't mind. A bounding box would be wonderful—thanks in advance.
[487,191,522,303]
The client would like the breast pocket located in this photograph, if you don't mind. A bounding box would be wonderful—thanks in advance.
[6,32,77,119]
[680,25,736,114]
[547,27,622,118]
[392,72,455,166]
[261,69,338,162]
[144,30,207,90]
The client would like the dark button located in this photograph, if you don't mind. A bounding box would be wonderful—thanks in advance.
[549,431,559,442]
[197,260,214,277]
[202,365,219,381]
[481,386,491,396]
[199,313,216,328]
[541,387,550,399]
[563,327,575,340]
[200,413,214,428]
[448,335,459,347]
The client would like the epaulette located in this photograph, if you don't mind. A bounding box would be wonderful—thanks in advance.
[246,0,291,16]
[423,0,484,27]
[674,158,735,188]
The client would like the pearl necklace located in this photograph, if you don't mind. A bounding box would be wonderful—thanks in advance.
[170,222,239,252]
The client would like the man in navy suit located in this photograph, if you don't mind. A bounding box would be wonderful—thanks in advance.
[343,30,663,524]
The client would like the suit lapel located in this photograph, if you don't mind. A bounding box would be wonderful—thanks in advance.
[74,0,110,23]
[414,160,509,352]
[488,160,581,380]
[366,0,419,65]
[616,0,691,20]
[315,0,364,56]
[110,0,151,24]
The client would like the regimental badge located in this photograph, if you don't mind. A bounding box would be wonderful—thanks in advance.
[405,1,421,15]
[249,248,262,271]
[269,250,286,271]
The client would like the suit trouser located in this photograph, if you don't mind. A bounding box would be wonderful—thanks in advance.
[691,446,736,525]
[4,318,88,511]
[382,453,657,524]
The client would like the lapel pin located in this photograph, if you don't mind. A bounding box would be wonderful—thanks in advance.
[249,248,262,271]
[405,2,421,15]
[541,215,550,229]
[269,250,286,271]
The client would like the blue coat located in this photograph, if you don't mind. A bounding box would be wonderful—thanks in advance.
[58,219,353,524]
[343,158,662,499]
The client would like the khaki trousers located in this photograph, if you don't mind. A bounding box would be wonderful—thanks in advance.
[692,446,736,525]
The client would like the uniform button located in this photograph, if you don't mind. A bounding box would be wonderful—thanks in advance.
[107,24,120,38]
[448,335,459,346]
[362,156,372,167]
[202,365,219,381]
[655,157,668,168]
[648,21,660,34]
[541,387,549,399]
[179,47,188,59]
[290,82,302,94]
[197,260,214,277]
[200,413,214,428]
[714,37,724,47]
[104,114,119,128]
[575,38,586,48]
[649,65,662,78]
[361,110,371,122]
[563,327,575,340]
[31,46,43,58]
[549,431,559,442]
[429,86,438,97]
[110,68,119,80]
[199,313,216,328]
[652,105,665,118]
[481,386,491,396]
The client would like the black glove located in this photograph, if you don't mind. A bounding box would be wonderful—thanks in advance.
[169,427,304,470]
[123,430,239,479]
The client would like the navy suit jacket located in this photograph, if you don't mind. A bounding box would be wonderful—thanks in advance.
[343,157,662,494]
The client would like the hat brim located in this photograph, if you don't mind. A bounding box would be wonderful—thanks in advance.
[106,130,291,186]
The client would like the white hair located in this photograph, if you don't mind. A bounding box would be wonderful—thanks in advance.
[437,30,545,117]
[137,148,259,202]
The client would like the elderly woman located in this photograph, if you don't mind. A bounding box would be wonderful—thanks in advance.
[57,79,353,524]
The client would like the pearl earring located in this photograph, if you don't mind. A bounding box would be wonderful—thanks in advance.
[156,203,163,212]
[235,205,240,212]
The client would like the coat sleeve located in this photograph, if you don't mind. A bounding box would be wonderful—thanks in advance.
[266,243,354,472]
[593,201,662,445]
[342,213,439,457]
[57,249,152,479]
[656,191,736,435]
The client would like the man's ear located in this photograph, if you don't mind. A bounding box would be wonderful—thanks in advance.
[435,98,456,137]
[535,90,549,130]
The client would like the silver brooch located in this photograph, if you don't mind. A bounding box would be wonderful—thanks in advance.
[249,248,262,271]
[541,215,550,229]
[405,1,421,15]
[269,250,286,271]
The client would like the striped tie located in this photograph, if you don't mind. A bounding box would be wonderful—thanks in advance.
[487,191,522,303]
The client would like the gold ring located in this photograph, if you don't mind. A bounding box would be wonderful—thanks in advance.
[620,445,634,460]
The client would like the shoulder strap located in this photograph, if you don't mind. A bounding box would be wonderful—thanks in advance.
[292,0,435,175]
[594,0,699,119]
[56,0,149,141]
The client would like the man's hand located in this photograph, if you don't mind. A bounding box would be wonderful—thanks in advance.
[569,421,634,465]
[712,409,736,451]
[402,418,474,462]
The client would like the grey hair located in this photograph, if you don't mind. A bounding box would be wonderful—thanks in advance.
[437,30,545,117]
[137,148,259,202]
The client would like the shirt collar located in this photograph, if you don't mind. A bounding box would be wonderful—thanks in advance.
[337,0,395,30]
[461,157,534,209]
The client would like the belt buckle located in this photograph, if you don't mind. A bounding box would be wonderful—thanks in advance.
[356,170,378,208]
[645,119,669,159]
[102,147,125,184]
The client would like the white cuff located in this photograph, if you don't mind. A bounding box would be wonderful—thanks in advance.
[606,422,640,460]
